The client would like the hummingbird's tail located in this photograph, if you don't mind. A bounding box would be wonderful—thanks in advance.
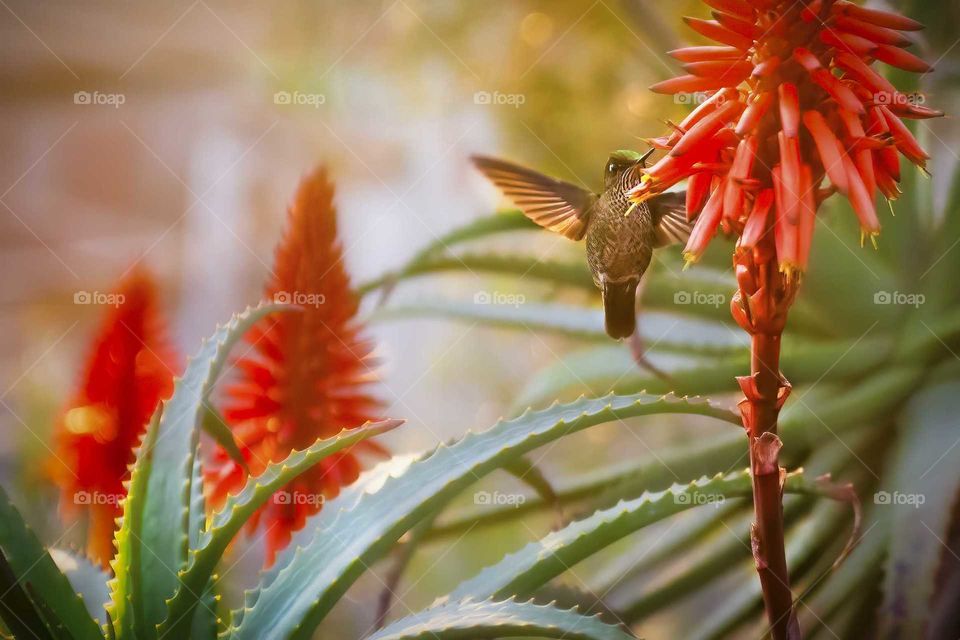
[601,279,638,340]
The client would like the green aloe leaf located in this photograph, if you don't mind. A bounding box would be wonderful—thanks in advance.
[445,470,757,603]
[441,470,836,605]
[0,487,102,640]
[373,300,747,355]
[0,547,57,640]
[159,419,402,637]
[108,303,291,639]
[513,334,891,411]
[366,597,636,640]
[879,381,960,638]
[49,549,110,627]
[231,392,738,640]
[201,405,248,472]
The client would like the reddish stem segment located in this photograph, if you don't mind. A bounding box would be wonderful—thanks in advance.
[747,332,797,640]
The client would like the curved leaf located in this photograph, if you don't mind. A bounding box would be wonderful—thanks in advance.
[513,334,892,410]
[230,392,738,639]
[879,381,960,638]
[109,303,291,638]
[444,470,758,603]
[0,488,102,640]
[160,419,403,637]
[366,597,636,640]
[373,300,747,355]
[49,549,110,627]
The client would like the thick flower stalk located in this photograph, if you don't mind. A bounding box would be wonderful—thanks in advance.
[50,271,178,567]
[630,1,939,637]
[204,168,386,566]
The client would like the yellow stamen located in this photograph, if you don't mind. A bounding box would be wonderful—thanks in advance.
[887,199,896,217]
[624,202,638,217]
[682,253,698,270]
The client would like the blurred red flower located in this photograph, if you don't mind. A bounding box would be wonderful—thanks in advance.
[204,167,386,566]
[51,271,178,567]
[632,0,940,277]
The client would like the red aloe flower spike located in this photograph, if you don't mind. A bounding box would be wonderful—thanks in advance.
[204,167,388,567]
[50,271,178,567]
[641,3,941,635]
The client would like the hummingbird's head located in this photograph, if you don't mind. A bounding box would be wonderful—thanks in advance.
[603,149,654,189]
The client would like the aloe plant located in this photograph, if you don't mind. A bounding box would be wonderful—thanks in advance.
[0,289,856,640]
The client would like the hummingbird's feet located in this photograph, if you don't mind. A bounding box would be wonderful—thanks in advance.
[628,330,676,387]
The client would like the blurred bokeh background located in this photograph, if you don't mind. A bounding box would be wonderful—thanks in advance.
[2,1,959,638]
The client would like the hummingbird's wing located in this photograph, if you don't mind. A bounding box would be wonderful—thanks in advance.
[471,155,597,241]
[649,191,693,247]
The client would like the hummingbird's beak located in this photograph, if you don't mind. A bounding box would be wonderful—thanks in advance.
[638,148,655,167]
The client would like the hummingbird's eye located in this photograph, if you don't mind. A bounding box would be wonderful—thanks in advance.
[606,161,618,175]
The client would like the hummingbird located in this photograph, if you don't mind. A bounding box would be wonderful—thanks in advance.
[471,150,690,340]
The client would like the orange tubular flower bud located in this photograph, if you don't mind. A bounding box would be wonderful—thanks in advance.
[879,145,901,182]
[839,110,877,196]
[820,28,876,55]
[752,56,781,78]
[810,68,865,113]
[735,91,773,136]
[834,16,913,46]
[842,154,881,236]
[686,171,714,220]
[650,74,733,94]
[872,44,934,73]
[712,11,760,39]
[683,60,754,80]
[777,131,802,223]
[740,188,774,250]
[796,165,816,271]
[683,17,754,50]
[834,1,925,31]
[802,110,849,194]
[667,45,744,62]
[772,166,799,273]
[671,100,744,157]
[684,178,727,264]
[879,105,930,167]
[834,51,896,95]
[703,0,752,19]
[724,135,758,221]
[778,83,800,138]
